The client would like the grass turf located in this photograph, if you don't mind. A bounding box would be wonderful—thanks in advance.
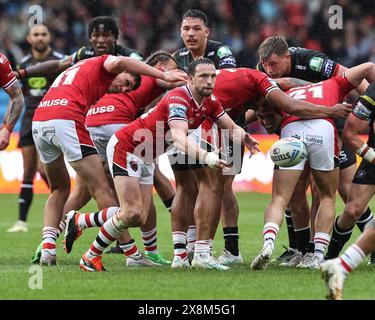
[0,192,374,300]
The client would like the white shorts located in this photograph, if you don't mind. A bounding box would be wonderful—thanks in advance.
[87,124,125,161]
[280,119,337,171]
[106,135,154,185]
[32,119,97,164]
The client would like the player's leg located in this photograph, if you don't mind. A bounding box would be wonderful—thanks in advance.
[154,162,175,212]
[40,155,71,265]
[321,219,375,300]
[250,168,302,270]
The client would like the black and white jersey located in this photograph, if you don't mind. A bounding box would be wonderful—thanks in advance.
[257,47,339,82]
[71,44,143,64]
[173,39,236,72]
[17,50,66,109]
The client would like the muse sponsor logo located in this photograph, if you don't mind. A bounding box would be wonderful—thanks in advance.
[38,98,68,108]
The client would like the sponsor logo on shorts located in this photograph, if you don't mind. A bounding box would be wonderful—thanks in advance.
[339,150,348,164]
[353,101,372,120]
[323,59,335,77]
[41,127,56,136]
[309,57,324,72]
[219,57,236,67]
[38,98,68,108]
[305,134,323,144]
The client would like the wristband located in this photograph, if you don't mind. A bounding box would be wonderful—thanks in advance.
[356,143,375,164]
[17,68,27,79]
[1,123,14,133]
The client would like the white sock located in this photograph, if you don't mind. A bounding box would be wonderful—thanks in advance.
[314,232,331,261]
[339,244,366,275]
[263,222,279,246]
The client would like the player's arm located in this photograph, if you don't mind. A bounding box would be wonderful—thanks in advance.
[104,56,188,83]
[343,63,375,91]
[156,77,186,89]
[0,81,25,150]
[274,77,311,91]
[215,113,260,155]
[245,109,257,124]
[169,120,227,169]
[336,64,368,95]
[344,82,375,164]
[15,55,73,79]
[267,89,352,119]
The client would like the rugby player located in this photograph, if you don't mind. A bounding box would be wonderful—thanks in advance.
[250,62,375,270]
[7,25,64,233]
[321,82,375,299]
[32,53,187,265]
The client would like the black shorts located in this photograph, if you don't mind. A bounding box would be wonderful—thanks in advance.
[18,109,35,148]
[352,160,375,185]
[339,144,357,170]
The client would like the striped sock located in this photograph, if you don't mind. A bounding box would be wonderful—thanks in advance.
[57,221,65,236]
[173,231,187,259]
[18,181,33,222]
[186,225,196,252]
[142,227,158,254]
[223,227,239,256]
[86,216,126,259]
[314,232,331,261]
[119,239,139,256]
[194,240,210,259]
[356,207,373,232]
[209,239,214,256]
[339,244,366,275]
[263,222,279,245]
[42,227,59,257]
[77,207,120,230]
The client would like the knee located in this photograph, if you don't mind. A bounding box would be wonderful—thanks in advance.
[345,202,365,220]
[123,205,145,227]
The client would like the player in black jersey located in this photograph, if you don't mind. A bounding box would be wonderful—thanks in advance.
[257,35,372,263]
[14,16,143,79]
[321,82,375,300]
[169,9,241,269]
[7,25,65,233]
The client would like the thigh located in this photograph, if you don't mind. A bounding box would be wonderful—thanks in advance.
[44,154,71,191]
[114,176,144,213]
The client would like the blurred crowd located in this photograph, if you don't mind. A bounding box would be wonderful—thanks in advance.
[0,0,374,69]
[0,0,374,133]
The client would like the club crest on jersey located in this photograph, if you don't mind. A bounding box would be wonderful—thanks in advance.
[130,159,138,172]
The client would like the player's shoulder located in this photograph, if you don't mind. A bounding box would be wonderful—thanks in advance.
[166,86,190,103]
[116,45,143,60]
[51,50,65,59]
[207,40,234,58]
[173,47,189,58]
[18,54,33,67]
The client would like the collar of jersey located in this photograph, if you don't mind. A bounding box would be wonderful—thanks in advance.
[186,84,205,109]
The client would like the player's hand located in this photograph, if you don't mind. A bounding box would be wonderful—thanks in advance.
[0,127,11,150]
[203,149,230,169]
[330,103,352,119]
[244,133,260,158]
[162,69,188,83]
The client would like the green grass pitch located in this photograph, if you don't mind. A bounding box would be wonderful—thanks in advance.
[0,192,374,300]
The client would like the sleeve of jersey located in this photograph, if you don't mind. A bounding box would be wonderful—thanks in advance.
[72,47,86,64]
[305,50,337,80]
[256,73,280,97]
[352,83,375,121]
[0,55,17,89]
[210,99,226,121]
[216,46,237,69]
[167,100,189,125]
[336,73,356,98]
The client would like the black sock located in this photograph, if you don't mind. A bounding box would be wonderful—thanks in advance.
[285,210,297,249]
[356,207,373,232]
[305,241,315,253]
[19,181,33,222]
[163,196,174,213]
[223,227,239,256]
[326,216,354,259]
[295,227,310,254]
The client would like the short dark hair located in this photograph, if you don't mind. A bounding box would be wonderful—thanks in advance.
[129,73,142,91]
[182,9,208,26]
[88,16,119,39]
[188,58,215,75]
[145,51,177,67]
[258,35,289,62]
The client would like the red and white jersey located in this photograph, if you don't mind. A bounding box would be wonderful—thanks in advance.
[115,85,225,161]
[214,68,280,120]
[281,74,355,129]
[85,76,164,127]
[33,55,116,123]
[0,53,17,90]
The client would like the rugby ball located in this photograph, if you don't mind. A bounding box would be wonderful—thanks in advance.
[270,137,307,167]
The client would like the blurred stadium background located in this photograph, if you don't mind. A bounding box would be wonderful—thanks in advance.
[0,0,374,192]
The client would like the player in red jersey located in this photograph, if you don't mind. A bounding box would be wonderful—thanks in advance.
[78,58,260,272]
[171,67,352,266]
[250,62,375,271]
[32,54,187,265]
[63,51,181,266]
[0,53,25,150]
